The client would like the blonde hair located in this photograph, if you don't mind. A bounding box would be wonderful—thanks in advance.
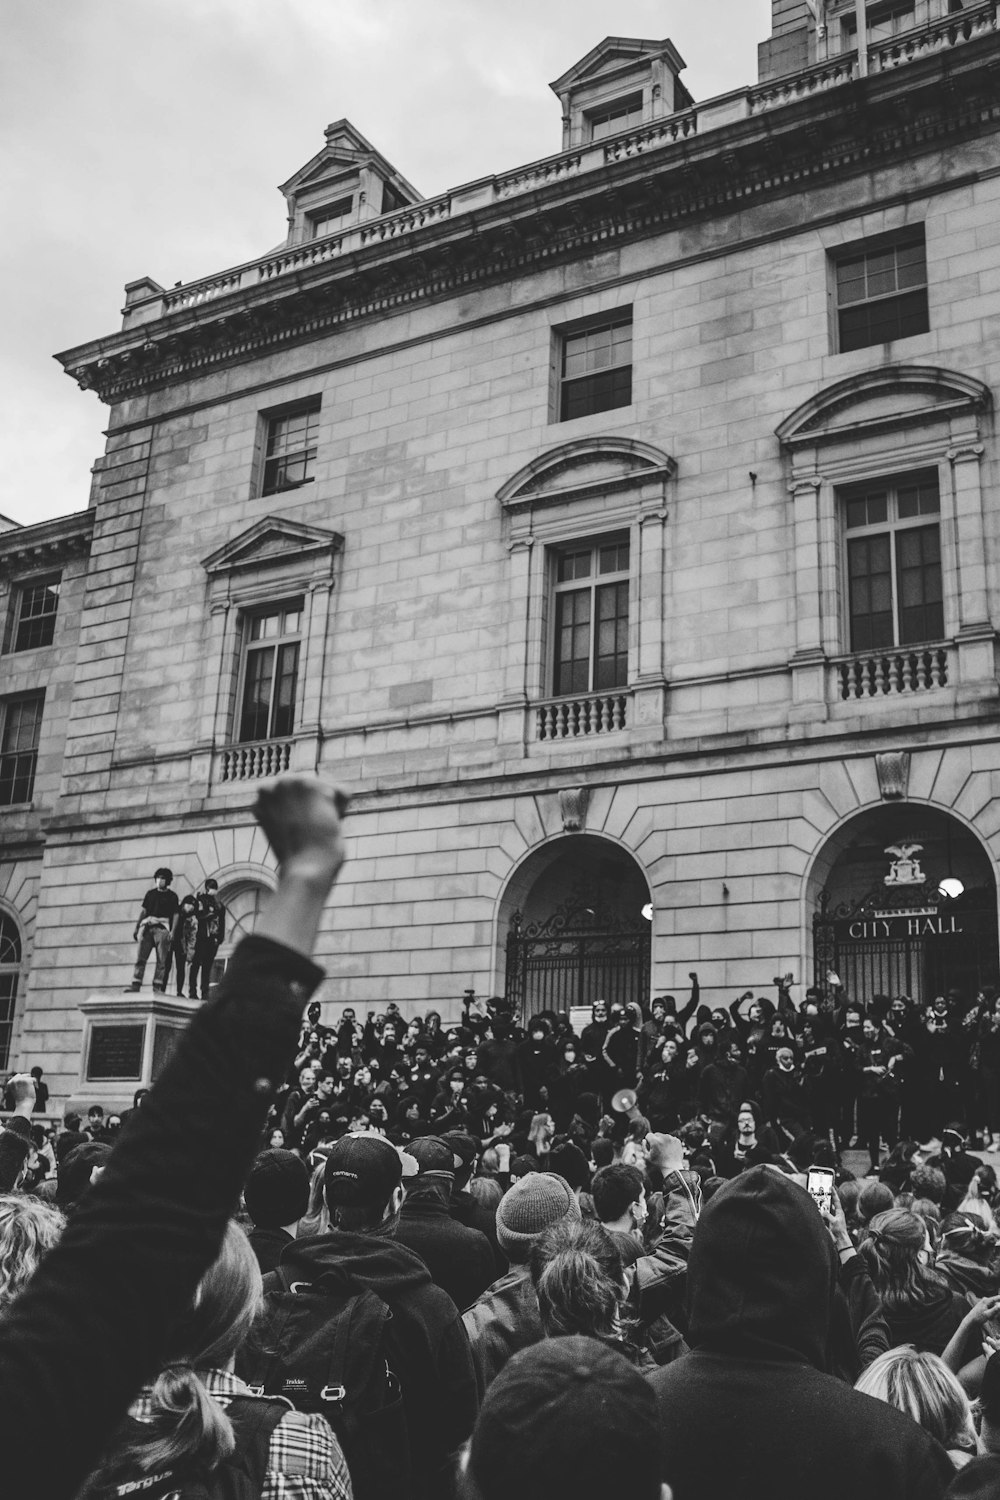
[110,1222,263,1476]
[855,1346,975,1453]
[0,1194,65,1310]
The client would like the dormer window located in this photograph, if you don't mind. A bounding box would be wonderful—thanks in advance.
[587,93,644,142]
[310,197,354,238]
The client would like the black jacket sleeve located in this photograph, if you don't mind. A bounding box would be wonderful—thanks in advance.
[0,1116,32,1194]
[0,934,323,1498]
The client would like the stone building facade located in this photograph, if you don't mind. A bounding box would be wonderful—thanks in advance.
[4,0,1000,1103]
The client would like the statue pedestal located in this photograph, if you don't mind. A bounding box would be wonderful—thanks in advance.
[74,992,200,1109]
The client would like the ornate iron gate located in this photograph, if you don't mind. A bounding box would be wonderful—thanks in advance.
[505,894,651,1021]
[813,882,998,1003]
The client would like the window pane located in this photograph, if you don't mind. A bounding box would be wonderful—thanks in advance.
[558,550,591,583]
[594,582,629,690]
[897,525,943,644]
[598,541,630,574]
[240,647,274,742]
[0,915,20,966]
[272,643,299,738]
[262,405,319,494]
[848,536,893,651]
[554,589,592,696]
[561,365,632,422]
[2,698,43,754]
[13,577,60,652]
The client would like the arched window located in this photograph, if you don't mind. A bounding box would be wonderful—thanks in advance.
[0,914,22,1071]
[209,881,271,993]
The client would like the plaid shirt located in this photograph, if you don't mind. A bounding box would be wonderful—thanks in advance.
[129,1368,353,1500]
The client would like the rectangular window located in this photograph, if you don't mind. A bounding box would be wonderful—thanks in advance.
[261,401,320,495]
[588,94,644,142]
[310,197,354,238]
[834,233,928,353]
[557,313,633,423]
[0,693,43,806]
[5,574,61,652]
[238,604,302,743]
[843,473,943,651]
[551,537,630,696]
[842,2,916,43]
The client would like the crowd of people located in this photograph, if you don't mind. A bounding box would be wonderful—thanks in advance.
[2,777,1000,1499]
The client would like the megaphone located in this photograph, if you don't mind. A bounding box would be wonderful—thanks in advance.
[611,1088,642,1121]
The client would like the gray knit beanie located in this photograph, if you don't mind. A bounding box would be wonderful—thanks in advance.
[495,1172,582,1262]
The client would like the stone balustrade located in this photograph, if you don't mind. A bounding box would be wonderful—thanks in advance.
[834,645,950,701]
[870,0,998,73]
[536,692,630,741]
[219,738,293,783]
[126,6,997,330]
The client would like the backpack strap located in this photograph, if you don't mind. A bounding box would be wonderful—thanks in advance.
[224,1395,291,1495]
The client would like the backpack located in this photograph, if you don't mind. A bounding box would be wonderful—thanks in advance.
[238,1263,411,1500]
[81,1394,289,1500]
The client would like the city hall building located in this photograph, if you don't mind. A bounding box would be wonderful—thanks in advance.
[3,0,1000,1104]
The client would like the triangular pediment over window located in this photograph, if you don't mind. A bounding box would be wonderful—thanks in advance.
[550,36,686,93]
[776,365,992,449]
[498,437,676,515]
[202,518,343,576]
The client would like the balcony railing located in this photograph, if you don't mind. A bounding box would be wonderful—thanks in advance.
[536,692,630,741]
[835,645,949,701]
[125,1,1000,330]
[219,739,293,783]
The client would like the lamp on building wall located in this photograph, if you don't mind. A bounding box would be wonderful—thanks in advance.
[641,902,653,921]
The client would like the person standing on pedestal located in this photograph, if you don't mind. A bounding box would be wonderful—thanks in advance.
[189,878,225,1000]
[125,868,179,994]
[170,895,199,999]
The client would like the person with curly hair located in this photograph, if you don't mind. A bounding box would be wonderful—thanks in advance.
[0,1194,64,1311]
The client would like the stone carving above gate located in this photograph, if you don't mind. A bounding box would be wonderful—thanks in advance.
[884,843,925,887]
[875,750,911,802]
[559,786,591,832]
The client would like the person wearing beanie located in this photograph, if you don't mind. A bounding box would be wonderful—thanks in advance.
[243,1148,310,1273]
[462,1172,581,1392]
[242,1129,477,1500]
[648,1165,954,1500]
[395,1135,496,1312]
[456,1335,667,1500]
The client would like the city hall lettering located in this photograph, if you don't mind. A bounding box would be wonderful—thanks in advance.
[844,916,963,941]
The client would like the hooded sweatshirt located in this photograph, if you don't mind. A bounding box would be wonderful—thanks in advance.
[647,1166,953,1500]
[263,1228,478,1500]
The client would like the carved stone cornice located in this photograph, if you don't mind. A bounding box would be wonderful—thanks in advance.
[56,26,1000,407]
[0,511,95,574]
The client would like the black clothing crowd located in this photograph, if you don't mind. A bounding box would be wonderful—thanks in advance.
[3,777,1000,1500]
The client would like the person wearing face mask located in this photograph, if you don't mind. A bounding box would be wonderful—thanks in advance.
[911,998,965,1142]
[517,1020,556,1110]
[762,1045,811,1146]
[548,1039,588,1131]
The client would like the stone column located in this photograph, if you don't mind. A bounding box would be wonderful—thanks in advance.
[788,473,829,722]
[947,440,996,690]
[497,535,534,746]
[633,506,668,736]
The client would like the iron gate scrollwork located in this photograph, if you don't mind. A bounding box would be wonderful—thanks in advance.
[813,881,998,1003]
[505,891,651,1021]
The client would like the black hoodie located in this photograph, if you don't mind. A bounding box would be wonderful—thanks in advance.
[647,1166,953,1500]
[271,1229,478,1500]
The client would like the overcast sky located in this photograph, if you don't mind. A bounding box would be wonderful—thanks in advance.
[2,0,772,528]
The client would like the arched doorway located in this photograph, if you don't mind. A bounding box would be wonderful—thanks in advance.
[209,871,276,993]
[499,835,651,1021]
[808,805,999,1003]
